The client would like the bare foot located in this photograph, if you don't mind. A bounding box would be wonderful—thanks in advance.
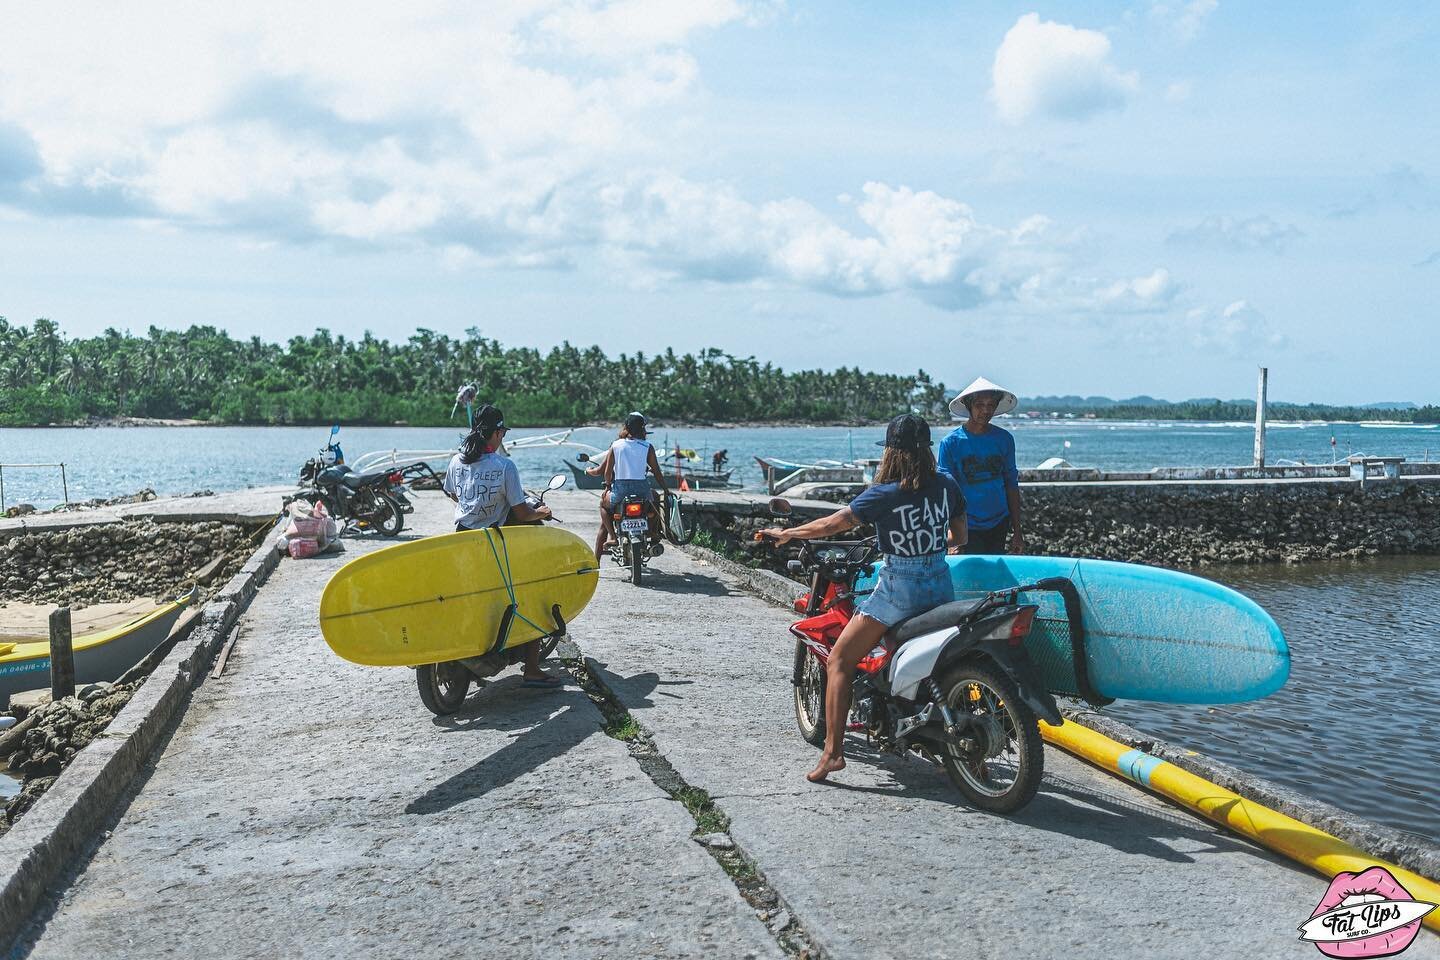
[806,754,846,783]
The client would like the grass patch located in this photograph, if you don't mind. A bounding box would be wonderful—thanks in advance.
[676,785,730,835]
[604,712,643,742]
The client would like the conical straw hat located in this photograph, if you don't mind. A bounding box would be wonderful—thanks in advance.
[948,376,1017,418]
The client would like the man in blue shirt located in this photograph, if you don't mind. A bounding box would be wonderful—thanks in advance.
[937,377,1024,555]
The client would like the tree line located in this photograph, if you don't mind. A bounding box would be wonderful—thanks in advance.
[0,318,948,426]
[3,317,1431,427]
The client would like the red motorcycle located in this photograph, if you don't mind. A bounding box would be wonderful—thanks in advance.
[763,530,1065,813]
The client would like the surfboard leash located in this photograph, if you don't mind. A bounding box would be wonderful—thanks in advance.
[482,527,550,654]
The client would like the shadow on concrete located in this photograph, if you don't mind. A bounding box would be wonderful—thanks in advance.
[640,570,735,597]
[404,671,664,815]
[808,742,1249,864]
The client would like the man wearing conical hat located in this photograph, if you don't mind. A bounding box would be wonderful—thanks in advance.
[937,377,1024,555]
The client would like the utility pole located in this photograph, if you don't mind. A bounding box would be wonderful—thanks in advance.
[1254,366,1268,468]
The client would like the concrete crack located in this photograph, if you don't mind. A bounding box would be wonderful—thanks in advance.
[563,654,825,960]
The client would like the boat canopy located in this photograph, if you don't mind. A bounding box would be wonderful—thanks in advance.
[350,429,605,474]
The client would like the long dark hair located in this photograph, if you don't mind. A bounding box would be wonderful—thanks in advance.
[459,425,501,465]
[872,445,936,492]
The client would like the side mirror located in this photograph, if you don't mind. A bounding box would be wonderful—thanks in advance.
[768,497,792,517]
[330,423,340,438]
[547,474,567,491]
[576,453,591,463]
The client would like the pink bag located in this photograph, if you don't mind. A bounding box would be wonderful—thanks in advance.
[287,537,321,560]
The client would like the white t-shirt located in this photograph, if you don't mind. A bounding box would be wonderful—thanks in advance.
[610,438,652,481]
[443,452,525,529]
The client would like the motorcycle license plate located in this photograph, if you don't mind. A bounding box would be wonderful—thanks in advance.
[620,519,647,533]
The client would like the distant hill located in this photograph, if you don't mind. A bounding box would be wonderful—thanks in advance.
[1012,394,1431,423]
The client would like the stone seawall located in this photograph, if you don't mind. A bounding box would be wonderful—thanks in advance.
[695,477,1440,568]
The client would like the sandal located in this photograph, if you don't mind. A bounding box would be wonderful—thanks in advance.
[522,675,565,689]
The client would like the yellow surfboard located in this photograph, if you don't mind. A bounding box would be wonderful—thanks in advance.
[319,525,600,667]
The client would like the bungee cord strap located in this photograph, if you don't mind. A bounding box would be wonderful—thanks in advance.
[482,526,549,654]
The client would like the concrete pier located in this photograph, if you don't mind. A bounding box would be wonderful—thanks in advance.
[5,490,1438,959]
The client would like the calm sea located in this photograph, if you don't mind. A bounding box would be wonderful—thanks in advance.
[3,421,1438,839]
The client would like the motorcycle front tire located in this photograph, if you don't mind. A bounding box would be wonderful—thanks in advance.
[792,639,826,746]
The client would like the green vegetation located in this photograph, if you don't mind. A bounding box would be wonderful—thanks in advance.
[675,785,729,835]
[0,318,946,426]
[603,712,643,742]
[3,316,1427,426]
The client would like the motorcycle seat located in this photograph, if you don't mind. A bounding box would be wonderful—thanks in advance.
[340,469,392,489]
[886,597,991,644]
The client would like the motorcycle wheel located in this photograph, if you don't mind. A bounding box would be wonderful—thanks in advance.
[792,639,826,746]
[416,661,471,715]
[630,540,644,586]
[938,663,1043,813]
[372,492,404,537]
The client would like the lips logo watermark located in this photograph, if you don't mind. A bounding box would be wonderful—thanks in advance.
[1300,866,1435,957]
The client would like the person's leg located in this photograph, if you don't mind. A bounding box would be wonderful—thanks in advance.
[595,491,613,560]
[807,612,889,783]
[962,522,1009,555]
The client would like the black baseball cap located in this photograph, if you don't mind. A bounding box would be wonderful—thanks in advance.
[475,404,506,433]
[878,413,932,450]
[624,411,648,433]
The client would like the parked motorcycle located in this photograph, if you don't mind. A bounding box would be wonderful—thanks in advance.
[759,503,1064,813]
[415,473,570,715]
[295,425,405,537]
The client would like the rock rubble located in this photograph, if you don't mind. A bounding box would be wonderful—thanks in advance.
[699,479,1440,569]
[1,681,138,834]
[0,518,253,605]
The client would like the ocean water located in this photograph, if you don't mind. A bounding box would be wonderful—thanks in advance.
[3,420,1440,838]
[4,419,1439,509]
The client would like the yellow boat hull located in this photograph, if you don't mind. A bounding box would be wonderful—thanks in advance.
[0,589,195,706]
[318,525,600,667]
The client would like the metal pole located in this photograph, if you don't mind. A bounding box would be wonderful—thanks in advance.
[0,465,5,513]
[1253,366,1268,468]
[60,462,69,505]
[50,607,76,701]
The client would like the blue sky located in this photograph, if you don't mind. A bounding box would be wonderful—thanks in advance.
[1,1,1435,404]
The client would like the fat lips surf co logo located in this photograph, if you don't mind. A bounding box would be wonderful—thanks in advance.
[1300,866,1435,957]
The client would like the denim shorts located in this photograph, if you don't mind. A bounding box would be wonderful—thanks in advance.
[857,552,953,627]
[609,478,652,506]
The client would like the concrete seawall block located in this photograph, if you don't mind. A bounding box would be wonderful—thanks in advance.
[0,518,285,947]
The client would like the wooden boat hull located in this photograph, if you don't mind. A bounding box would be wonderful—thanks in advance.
[0,588,197,707]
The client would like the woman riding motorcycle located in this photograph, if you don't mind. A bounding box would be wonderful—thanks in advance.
[601,412,670,553]
[759,414,967,783]
[442,404,562,689]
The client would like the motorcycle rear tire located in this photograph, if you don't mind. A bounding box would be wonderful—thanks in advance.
[792,639,826,746]
[373,492,404,537]
[417,661,470,715]
[938,663,1043,814]
[630,541,644,586]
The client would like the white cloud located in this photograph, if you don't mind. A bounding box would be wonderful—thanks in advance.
[1149,0,1218,43]
[1183,300,1286,355]
[0,3,1193,318]
[539,0,746,57]
[1167,214,1302,253]
[990,13,1138,125]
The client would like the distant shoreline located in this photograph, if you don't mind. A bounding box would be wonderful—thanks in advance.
[5,415,1435,431]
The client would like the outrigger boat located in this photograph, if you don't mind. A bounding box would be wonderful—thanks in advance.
[754,455,873,494]
[0,587,197,708]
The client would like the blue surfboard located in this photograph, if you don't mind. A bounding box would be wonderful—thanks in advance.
[858,555,1289,705]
